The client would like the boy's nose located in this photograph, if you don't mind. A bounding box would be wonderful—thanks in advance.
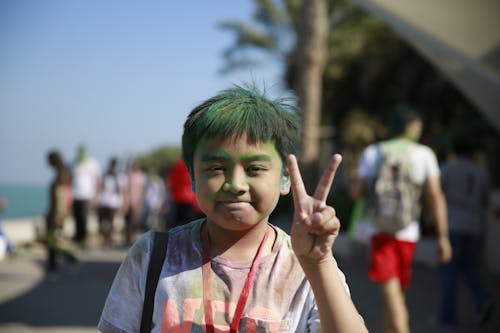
[223,168,249,193]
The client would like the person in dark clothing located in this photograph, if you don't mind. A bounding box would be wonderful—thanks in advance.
[46,150,77,276]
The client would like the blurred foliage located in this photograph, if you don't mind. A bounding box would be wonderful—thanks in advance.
[339,109,386,178]
[219,0,494,156]
[134,146,182,177]
[218,0,496,225]
[218,0,297,73]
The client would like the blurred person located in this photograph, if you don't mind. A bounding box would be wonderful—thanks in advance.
[97,157,127,247]
[71,144,101,246]
[45,150,77,276]
[349,104,452,333]
[141,168,167,231]
[0,197,16,259]
[123,160,147,246]
[0,197,6,212]
[438,137,494,326]
[165,158,203,230]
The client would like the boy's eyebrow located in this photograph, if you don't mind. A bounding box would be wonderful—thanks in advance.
[240,154,272,162]
[199,152,272,163]
[200,151,230,162]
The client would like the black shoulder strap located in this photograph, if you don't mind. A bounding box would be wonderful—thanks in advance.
[140,231,169,333]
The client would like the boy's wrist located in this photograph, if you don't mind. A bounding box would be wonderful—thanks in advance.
[297,253,336,271]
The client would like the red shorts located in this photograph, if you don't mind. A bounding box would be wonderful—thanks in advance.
[369,234,417,289]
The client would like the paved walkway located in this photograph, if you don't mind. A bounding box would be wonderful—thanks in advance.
[0,242,125,333]
[0,234,498,333]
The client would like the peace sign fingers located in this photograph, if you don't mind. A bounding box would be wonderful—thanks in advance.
[313,154,342,203]
[287,153,343,260]
[286,154,308,213]
[287,154,342,205]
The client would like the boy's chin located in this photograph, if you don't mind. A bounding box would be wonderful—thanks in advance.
[206,216,268,231]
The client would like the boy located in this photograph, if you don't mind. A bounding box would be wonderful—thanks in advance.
[98,85,367,332]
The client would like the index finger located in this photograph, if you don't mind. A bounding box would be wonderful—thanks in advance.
[286,154,308,206]
[313,154,342,202]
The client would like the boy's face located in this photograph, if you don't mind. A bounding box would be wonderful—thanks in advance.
[193,134,289,231]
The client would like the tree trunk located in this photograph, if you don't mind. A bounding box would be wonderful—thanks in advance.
[295,0,328,191]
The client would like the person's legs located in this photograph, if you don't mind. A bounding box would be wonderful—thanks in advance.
[44,215,58,274]
[462,234,493,324]
[369,235,414,333]
[462,235,489,304]
[124,209,133,246]
[46,231,58,273]
[380,278,410,333]
[124,207,141,246]
[98,206,115,245]
[72,199,89,244]
[438,233,461,325]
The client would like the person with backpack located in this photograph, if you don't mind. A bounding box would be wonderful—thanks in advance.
[349,105,452,333]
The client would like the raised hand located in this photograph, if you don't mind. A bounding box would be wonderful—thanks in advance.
[287,154,343,262]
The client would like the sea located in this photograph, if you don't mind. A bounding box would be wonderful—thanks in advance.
[0,183,48,220]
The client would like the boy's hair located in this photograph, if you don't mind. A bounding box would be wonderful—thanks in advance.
[182,84,300,177]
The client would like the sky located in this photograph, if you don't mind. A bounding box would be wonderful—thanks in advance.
[0,0,285,185]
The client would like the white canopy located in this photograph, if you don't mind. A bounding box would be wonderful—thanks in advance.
[352,0,500,131]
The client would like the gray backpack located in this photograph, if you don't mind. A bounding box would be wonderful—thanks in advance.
[369,142,423,232]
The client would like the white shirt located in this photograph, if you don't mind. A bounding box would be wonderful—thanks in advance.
[72,157,101,200]
[98,220,352,333]
[357,139,440,242]
[98,172,127,209]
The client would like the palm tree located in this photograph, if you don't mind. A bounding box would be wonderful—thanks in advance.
[219,0,329,189]
[294,0,328,189]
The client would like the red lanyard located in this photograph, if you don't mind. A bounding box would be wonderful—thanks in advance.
[201,225,270,333]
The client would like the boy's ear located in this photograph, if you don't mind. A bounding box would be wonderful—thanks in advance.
[280,175,290,194]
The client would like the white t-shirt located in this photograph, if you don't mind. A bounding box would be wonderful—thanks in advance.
[356,139,441,242]
[441,157,490,235]
[98,172,127,209]
[98,219,352,333]
[72,157,101,201]
[144,178,166,212]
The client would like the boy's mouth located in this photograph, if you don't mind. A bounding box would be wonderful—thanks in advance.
[218,201,252,208]
[215,201,255,223]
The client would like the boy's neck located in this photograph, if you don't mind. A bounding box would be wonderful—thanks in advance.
[204,220,276,263]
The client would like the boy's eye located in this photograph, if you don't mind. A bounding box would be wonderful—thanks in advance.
[246,165,267,174]
[205,164,225,172]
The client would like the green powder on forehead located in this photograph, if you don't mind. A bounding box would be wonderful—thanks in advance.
[182,85,300,177]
